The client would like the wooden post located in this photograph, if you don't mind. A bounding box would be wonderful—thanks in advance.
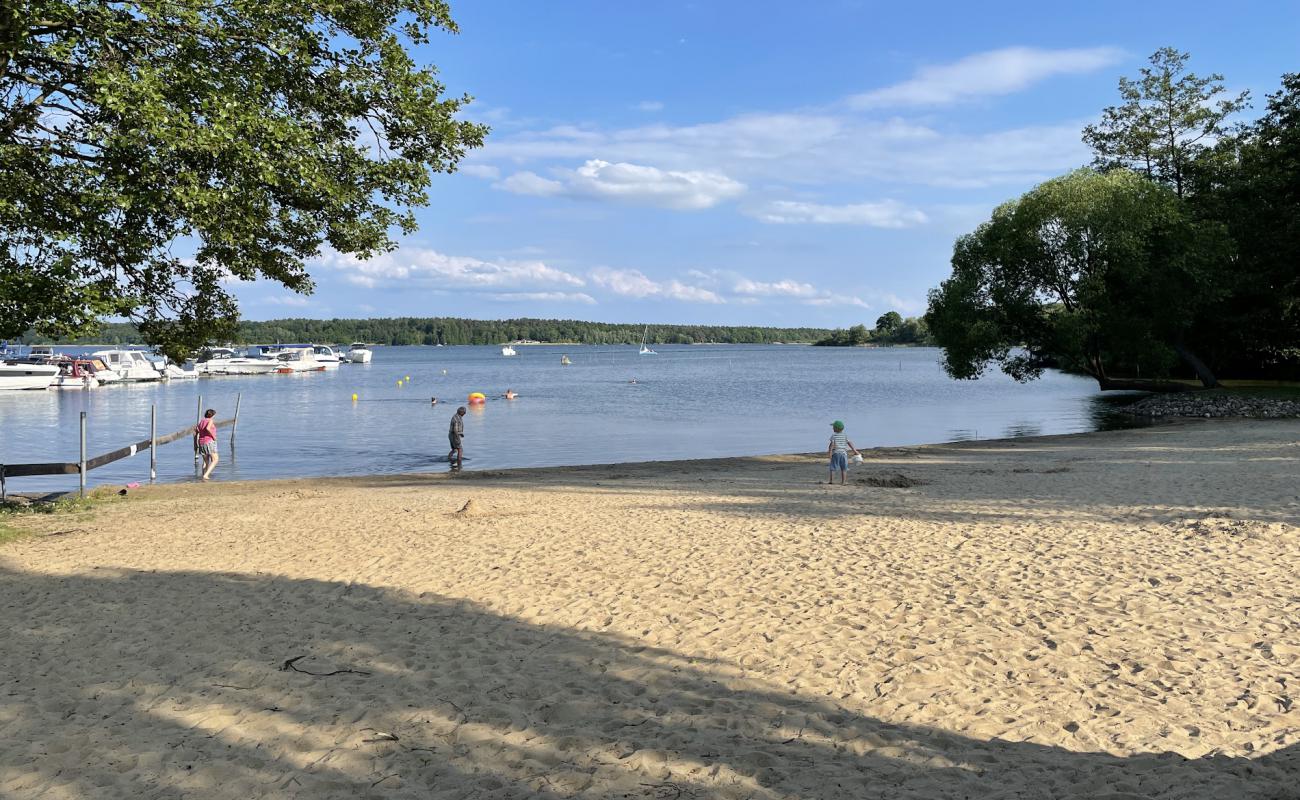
[194,394,202,464]
[230,392,241,448]
[1,465,6,504]
[79,411,87,498]
[150,404,157,483]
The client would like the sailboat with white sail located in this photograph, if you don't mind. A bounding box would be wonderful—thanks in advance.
[639,326,656,355]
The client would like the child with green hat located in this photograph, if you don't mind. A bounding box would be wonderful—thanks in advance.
[827,420,862,485]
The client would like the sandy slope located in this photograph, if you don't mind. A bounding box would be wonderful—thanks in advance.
[1,419,1297,799]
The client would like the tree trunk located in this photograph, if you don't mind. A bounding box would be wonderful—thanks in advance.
[1095,377,1194,393]
[1172,340,1219,388]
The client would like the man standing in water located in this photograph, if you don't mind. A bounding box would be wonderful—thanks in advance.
[448,406,466,470]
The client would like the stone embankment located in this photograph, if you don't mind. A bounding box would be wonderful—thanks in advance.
[1125,392,1300,419]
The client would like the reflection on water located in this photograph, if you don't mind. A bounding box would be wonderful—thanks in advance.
[1,345,1149,492]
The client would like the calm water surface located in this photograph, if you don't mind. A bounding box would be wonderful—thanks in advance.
[0,345,1141,492]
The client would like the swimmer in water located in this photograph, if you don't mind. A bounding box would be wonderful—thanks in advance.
[430,396,437,405]
[504,389,517,400]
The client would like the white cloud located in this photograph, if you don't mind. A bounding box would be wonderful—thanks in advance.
[459,163,501,180]
[731,276,868,308]
[871,292,925,315]
[732,278,820,298]
[483,112,1088,189]
[749,200,928,227]
[497,159,745,210]
[494,170,564,196]
[848,46,1125,109]
[487,291,597,304]
[262,295,311,307]
[635,100,665,112]
[320,248,586,293]
[589,267,724,303]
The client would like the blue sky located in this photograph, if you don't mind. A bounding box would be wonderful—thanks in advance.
[238,0,1300,326]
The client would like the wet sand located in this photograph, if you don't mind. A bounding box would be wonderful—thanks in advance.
[1,419,1298,798]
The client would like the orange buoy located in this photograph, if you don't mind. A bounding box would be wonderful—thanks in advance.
[467,392,486,405]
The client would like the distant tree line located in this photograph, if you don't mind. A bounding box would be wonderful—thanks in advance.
[926,50,1300,390]
[812,312,932,347]
[17,318,835,347]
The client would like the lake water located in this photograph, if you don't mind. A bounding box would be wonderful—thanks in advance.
[0,345,1141,492]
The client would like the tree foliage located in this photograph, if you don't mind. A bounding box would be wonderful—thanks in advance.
[925,169,1228,389]
[1189,74,1300,374]
[1082,47,1249,198]
[811,315,930,347]
[874,311,902,333]
[17,317,837,347]
[0,0,486,360]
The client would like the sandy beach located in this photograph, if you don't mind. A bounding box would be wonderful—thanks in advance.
[1,419,1297,799]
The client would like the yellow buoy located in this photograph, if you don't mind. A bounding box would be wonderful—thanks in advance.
[351,393,358,401]
[405,375,410,381]
[396,379,402,387]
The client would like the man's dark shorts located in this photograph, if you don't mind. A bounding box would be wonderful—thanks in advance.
[449,433,462,450]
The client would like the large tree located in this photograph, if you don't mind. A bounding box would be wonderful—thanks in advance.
[1,1,486,358]
[1189,74,1300,376]
[1082,47,1248,198]
[925,169,1228,391]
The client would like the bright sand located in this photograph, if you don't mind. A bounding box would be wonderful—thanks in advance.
[1,420,1297,799]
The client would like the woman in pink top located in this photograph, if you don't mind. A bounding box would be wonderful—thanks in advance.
[195,408,219,480]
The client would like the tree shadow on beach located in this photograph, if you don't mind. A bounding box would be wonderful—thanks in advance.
[1,565,1294,799]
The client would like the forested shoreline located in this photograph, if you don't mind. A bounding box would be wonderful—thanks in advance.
[16,318,836,347]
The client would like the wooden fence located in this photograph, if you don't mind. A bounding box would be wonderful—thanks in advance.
[1,393,240,501]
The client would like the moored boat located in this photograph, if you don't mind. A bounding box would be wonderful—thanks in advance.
[501,345,517,357]
[91,349,165,382]
[197,347,281,375]
[51,359,103,389]
[0,362,59,390]
[346,343,373,364]
[311,345,342,370]
[271,346,325,373]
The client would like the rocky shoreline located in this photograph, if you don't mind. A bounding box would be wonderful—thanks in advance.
[1124,392,1300,419]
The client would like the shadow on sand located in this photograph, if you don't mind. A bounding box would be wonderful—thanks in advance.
[1,565,1295,799]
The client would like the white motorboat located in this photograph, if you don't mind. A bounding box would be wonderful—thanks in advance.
[272,346,324,373]
[161,362,199,380]
[21,345,61,363]
[501,345,517,357]
[91,349,165,382]
[346,343,373,364]
[196,347,281,375]
[0,362,59,390]
[311,344,342,370]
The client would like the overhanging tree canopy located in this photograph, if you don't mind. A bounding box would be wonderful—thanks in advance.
[1,0,486,358]
[925,169,1228,390]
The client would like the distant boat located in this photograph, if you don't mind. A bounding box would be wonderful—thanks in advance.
[561,354,571,365]
[639,326,656,355]
[346,343,373,363]
[501,345,517,357]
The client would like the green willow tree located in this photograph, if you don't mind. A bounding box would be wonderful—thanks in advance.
[1,1,486,359]
[925,169,1228,391]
